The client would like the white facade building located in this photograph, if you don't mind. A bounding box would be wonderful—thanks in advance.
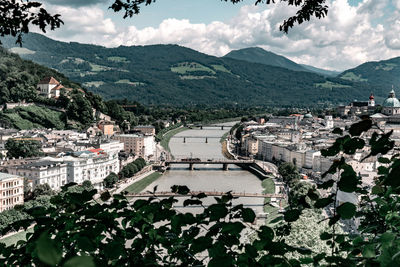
[40,148,120,190]
[113,134,155,158]
[7,161,67,191]
[37,77,63,98]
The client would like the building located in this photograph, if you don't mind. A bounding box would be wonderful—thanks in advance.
[37,77,64,99]
[0,173,24,212]
[133,125,156,136]
[382,89,400,116]
[113,134,155,158]
[98,121,115,136]
[337,93,377,117]
[7,161,67,191]
[40,148,120,190]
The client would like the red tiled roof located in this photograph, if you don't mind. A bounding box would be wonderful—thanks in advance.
[38,77,60,85]
[52,84,64,91]
[88,148,104,154]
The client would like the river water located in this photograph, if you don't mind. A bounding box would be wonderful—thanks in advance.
[144,122,265,214]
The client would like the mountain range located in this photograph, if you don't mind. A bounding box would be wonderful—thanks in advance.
[1,33,398,107]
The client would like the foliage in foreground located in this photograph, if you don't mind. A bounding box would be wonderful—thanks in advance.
[1,118,400,266]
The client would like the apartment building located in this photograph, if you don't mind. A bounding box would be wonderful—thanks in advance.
[7,161,67,191]
[0,173,24,212]
[113,134,155,158]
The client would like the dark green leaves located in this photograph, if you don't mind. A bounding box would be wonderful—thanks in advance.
[241,208,256,223]
[284,209,301,222]
[36,232,62,266]
[349,119,372,136]
[171,185,190,195]
[337,165,358,193]
[337,202,356,219]
[63,256,95,267]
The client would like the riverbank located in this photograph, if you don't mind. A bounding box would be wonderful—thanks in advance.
[124,172,163,194]
[160,126,188,153]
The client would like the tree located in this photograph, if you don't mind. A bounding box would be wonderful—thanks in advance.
[5,139,43,159]
[66,91,94,126]
[32,183,54,199]
[278,162,301,185]
[0,0,63,45]
[103,173,119,189]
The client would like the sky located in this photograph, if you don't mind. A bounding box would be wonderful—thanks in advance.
[37,0,400,71]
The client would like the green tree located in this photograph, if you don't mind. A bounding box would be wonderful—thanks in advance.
[278,162,301,185]
[32,183,54,199]
[103,173,119,189]
[66,91,94,126]
[5,139,43,158]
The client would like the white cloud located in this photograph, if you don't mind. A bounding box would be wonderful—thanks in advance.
[41,0,400,71]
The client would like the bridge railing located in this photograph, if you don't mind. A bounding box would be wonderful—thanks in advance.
[166,157,255,163]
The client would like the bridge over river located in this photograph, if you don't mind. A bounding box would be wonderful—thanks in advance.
[165,158,255,170]
[126,191,284,199]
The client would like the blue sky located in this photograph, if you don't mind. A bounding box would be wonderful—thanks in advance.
[40,0,400,71]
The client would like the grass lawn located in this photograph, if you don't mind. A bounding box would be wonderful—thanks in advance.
[0,228,33,247]
[261,177,285,225]
[124,172,162,194]
[220,132,229,143]
[160,127,188,153]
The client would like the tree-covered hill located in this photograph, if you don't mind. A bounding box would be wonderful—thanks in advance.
[1,33,375,107]
[223,47,308,72]
[338,57,400,99]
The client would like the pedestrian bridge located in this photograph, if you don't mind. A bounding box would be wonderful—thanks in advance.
[165,158,255,170]
[126,191,285,199]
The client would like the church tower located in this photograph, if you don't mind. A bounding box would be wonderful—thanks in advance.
[368,93,375,107]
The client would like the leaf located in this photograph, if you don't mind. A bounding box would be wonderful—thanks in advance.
[320,232,332,240]
[337,202,356,219]
[207,204,228,221]
[183,199,202,206]
[332,127,343,135]
[378,157,391,164]
[63,256,95,267]
[342,137,365,154]
[337,165,358,193]
[100,191,111,202]
[171,185,190,195]
[190,236,213,253]
[362,244,376,258]
[221,222,245,235]
[315,195,334,208]
[318,179,335,189]
[242,208,256,223]
[371,185,384,195]
[36,232,62,266]
[258,226,274,241]
[349,119,372,136]
[284,209,301,222]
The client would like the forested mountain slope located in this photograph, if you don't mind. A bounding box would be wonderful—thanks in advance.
[1,33,374,107]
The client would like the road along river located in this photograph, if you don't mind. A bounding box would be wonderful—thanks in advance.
[143,122,266,215]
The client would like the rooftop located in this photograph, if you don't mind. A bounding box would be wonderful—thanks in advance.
[38,76,60,85]
[0,172,22,181]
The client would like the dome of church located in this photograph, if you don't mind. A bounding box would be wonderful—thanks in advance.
[383,89,400,107]
[304,113,313,118]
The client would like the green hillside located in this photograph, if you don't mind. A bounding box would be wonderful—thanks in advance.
[224,47,308,72]
[1,33,373,107]
[338,57,400,98]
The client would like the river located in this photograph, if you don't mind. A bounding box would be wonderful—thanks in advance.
[143,122,266,215]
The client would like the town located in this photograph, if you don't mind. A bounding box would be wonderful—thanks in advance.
[1,76,398,219]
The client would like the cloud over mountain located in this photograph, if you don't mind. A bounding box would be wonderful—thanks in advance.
[40,0,400,71]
